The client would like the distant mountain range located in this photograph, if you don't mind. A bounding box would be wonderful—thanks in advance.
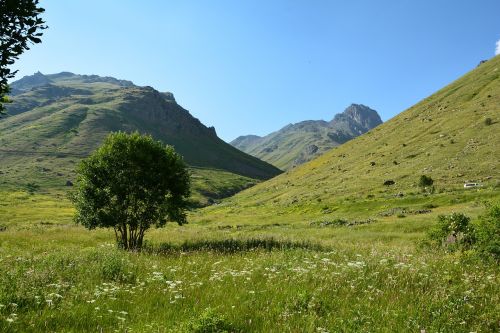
[231,104,382,170]
[1,72,281,205]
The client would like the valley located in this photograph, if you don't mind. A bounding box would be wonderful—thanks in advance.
[0,55,499,332]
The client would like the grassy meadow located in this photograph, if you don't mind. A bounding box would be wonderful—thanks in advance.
[1,188,499,332]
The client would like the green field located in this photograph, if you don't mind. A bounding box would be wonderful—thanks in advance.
[0,189,499,332]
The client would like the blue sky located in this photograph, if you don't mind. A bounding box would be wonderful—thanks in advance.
[12,0,500,142]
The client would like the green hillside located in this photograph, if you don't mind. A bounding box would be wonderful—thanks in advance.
[197,56,500,223]
[0,72,280,205]
[231,104,382,170]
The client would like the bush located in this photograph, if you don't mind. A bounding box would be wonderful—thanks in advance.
[428,213,475,251]
[475,203,500,260]
[25,182,40,194]
[180,308,236,333]
[419,175,434,188]
[484,117,492,126]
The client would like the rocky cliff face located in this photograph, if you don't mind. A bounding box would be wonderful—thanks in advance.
[332,104,382,134]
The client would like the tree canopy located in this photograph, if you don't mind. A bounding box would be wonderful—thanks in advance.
[1,0,47,114]
[72,132,191,250]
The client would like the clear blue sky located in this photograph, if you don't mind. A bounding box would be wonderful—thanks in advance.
[12,0,500,142]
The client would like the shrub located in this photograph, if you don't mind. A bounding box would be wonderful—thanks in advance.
[475,203,500,260]
[484,117,492,126]
[25,182,39,194]
[180,308,236,333]
[419,175,434,188]
[428,213,475,251]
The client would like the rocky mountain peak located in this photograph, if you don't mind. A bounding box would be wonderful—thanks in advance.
[9,71,52,93]
[332,104,382,132]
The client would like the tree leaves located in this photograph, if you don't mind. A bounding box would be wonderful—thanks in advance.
[1,0,47,114]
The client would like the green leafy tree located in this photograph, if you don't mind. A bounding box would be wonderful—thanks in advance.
[72,132,190,251]
[1,0,47,114]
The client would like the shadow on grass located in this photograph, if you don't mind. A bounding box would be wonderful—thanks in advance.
[144,237,326,255]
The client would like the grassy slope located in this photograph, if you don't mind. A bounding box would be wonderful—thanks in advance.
[196,55,500,224]
[0,73,280,205]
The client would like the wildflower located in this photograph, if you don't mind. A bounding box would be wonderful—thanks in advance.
[46,299,53,306]
[6,318,14,323]
[347,261,365,268]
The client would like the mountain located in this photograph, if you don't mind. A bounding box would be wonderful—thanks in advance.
[230,135,262,152]
[199,55,500,222]
[0,72,281,205]
[231,104,382,170]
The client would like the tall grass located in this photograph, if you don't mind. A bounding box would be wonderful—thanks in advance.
[0,236,499,332]
[145,237,326,254]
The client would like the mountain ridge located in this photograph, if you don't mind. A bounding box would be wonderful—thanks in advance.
[231,104,382,169]
[1,71,282,205]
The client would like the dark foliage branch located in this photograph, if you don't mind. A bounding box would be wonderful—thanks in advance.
[0,0,47,114]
